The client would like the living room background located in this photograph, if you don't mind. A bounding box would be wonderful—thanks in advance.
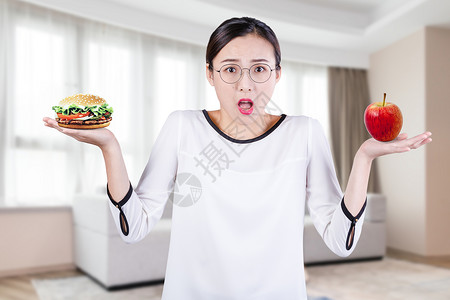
[0,0,328,207]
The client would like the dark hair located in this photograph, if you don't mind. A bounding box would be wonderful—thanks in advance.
[206,17,281,71]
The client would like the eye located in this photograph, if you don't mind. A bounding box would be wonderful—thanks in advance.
[224,66,237,73]
[254,65,268,73]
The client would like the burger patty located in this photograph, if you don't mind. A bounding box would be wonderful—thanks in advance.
[56,117,112,125]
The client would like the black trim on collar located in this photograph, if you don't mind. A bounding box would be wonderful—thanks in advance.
[107,182,133,236]
[202,109,287,144]
[341,197,367,250]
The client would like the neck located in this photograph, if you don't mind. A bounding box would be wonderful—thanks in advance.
[212,109,279,140]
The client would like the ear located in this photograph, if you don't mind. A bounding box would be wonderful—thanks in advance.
[206,64,214,86]
[275,65,281,84]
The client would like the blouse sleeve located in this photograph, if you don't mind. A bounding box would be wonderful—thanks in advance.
[107,110,181,243]
[305,117,366,256]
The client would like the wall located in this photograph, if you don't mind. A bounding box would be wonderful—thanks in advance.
[369,27,450,256]
[425,27,450,255]
[0,208,74,277]
[369,28,427,255]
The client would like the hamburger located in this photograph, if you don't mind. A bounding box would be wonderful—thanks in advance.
[52,94,113,129]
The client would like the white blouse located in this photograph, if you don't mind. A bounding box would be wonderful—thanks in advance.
[108,109,366,300]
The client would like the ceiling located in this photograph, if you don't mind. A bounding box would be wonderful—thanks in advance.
[104,0,450,51]
[23,0,450,67]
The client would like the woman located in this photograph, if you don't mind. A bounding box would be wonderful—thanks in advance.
[43,17,432,300]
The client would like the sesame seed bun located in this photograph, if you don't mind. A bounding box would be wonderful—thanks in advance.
[59,93,107,106]
[57,121,111,129]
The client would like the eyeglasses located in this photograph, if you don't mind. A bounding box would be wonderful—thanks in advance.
[213,63,276,84]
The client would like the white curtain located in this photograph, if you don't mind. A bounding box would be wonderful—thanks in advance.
[0,0,327,207]
[272,62,329,140]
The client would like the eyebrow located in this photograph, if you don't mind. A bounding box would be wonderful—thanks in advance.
[219,58,270,64]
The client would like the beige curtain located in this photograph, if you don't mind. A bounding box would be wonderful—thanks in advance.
[328,67,379,193]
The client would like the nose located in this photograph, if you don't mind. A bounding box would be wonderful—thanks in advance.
[238,68,253,92]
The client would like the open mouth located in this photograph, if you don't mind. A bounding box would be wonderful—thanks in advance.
[238,98,254,115]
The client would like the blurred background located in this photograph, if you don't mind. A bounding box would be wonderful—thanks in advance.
[1,0,449,291]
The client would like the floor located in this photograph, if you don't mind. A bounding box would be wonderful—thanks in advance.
[0,269,82,300]
[306,255,450,300]
[386,248,450,269]
[1,248,449,300]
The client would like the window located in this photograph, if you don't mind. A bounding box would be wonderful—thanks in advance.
[272,62,329,141]
[1,0,329,207]
[82,41,134,193]
[154,56,188,138]
[5,23,77,206]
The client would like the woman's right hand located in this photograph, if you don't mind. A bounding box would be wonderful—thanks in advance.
[43,117,116,150]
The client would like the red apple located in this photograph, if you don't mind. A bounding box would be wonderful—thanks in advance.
[364,93,403,142]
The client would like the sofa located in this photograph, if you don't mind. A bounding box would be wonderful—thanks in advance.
[72,193,172,289]
[304,193,386,264]
[72,193,385,288]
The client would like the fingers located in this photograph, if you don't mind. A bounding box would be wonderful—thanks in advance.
[403,131,432,149]
[43,117,65,133]
[384,131,432,154]
[391,132,408,143]
[411,136,432,149]
[43,117,58,128]
[410,131,432,144]
[43,117,57,126]
[394,133,408,141]
[363,131,432,159]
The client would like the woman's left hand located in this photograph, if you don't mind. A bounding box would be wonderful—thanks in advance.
[359,132,432,161]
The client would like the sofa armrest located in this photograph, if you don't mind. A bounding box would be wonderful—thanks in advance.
[73,194,116,236]
[365,193,386,222]
[303,193,387,264]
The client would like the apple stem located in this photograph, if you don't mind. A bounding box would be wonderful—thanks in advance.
[383,93,386,107]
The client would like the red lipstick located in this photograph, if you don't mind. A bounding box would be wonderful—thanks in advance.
[238,98,254,115]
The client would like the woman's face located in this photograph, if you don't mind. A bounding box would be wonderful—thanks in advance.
[206,34,281,121]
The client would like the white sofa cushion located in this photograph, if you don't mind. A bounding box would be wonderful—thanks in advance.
[364,193,386,222]
[73,193,172,288]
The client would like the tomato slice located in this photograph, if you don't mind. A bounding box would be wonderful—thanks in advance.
[57,112,91,120]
